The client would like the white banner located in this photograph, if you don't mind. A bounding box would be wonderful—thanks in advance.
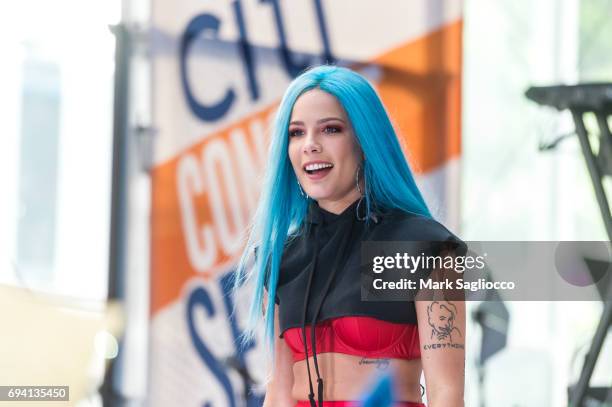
[149,1,463,405]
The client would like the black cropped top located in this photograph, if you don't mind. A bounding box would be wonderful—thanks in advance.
[268,198,468,335]
[263,198,467,407]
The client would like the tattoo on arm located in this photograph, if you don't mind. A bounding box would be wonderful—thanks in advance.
[423,301,464,350]
[358,357,390,370]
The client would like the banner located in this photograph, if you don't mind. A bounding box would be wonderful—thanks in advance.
[149,1,463,405]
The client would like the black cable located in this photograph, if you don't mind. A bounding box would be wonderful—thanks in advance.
[301,225,321,407]
[308,214,357,406]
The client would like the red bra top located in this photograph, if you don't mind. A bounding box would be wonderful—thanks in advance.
[282,315,421,362]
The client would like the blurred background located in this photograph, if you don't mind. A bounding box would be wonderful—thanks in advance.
[0,0,610,406]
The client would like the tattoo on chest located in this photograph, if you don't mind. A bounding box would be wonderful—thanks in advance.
[358,357,390,370]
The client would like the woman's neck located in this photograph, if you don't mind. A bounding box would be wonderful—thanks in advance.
[316,190,362,215]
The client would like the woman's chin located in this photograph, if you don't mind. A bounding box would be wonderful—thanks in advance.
[305,190,332,202]
[306,194,326,202]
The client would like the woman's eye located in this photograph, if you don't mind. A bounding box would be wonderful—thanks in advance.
[289,129,303,137]
[324,126,342,134]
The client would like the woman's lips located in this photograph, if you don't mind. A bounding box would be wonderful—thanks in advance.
[305,167,332,180]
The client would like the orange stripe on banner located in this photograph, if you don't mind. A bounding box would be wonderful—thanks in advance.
[150,105,276,316]
[372,20,462,174]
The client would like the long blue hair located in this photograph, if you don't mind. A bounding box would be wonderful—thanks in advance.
[232,65,431,359]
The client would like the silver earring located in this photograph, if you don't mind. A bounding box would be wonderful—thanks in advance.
[355,164,364,195]
[297,180,308,198]
[355,164,366,221]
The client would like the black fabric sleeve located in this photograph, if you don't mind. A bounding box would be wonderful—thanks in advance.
[410,218,468,302]
[263,276,281,305]
[385,214,469,282]
[431,232,468,258]
[406,215,468,257]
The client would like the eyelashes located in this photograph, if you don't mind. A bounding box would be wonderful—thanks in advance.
[288,125,343,137]
[324,125,342,134]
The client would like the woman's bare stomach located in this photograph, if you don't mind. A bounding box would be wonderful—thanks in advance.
[291,353,423,402]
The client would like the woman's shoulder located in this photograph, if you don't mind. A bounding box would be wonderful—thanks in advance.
[370,208,468,256]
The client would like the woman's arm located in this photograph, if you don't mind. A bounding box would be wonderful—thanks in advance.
[415,253,466,407]
[262,291,297,407]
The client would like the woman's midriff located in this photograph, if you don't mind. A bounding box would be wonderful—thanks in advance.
[291,353,424,403]
[295,401,424,407]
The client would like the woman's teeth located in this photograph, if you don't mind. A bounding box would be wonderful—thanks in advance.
[304,163,333,174]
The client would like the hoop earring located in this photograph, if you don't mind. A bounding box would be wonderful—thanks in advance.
[297,180,308,199]
[355,164,364,196]
[355,164,366,221]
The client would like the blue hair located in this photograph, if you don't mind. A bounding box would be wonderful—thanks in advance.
[232,65,432,360]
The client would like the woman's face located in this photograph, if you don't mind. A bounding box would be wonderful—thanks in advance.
[435,308,453,332]
[287,89,363,213]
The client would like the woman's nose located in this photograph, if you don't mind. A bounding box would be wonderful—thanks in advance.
[303,132,321,153]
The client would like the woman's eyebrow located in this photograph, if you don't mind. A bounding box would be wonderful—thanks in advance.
[318,117,346,124]
[289,117,346,126]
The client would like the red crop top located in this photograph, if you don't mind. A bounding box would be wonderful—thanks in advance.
[283,315,421,363]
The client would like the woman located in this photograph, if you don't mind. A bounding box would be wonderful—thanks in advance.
[234,65,467,407]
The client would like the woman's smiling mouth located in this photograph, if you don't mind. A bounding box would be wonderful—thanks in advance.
[303,161,334,180]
